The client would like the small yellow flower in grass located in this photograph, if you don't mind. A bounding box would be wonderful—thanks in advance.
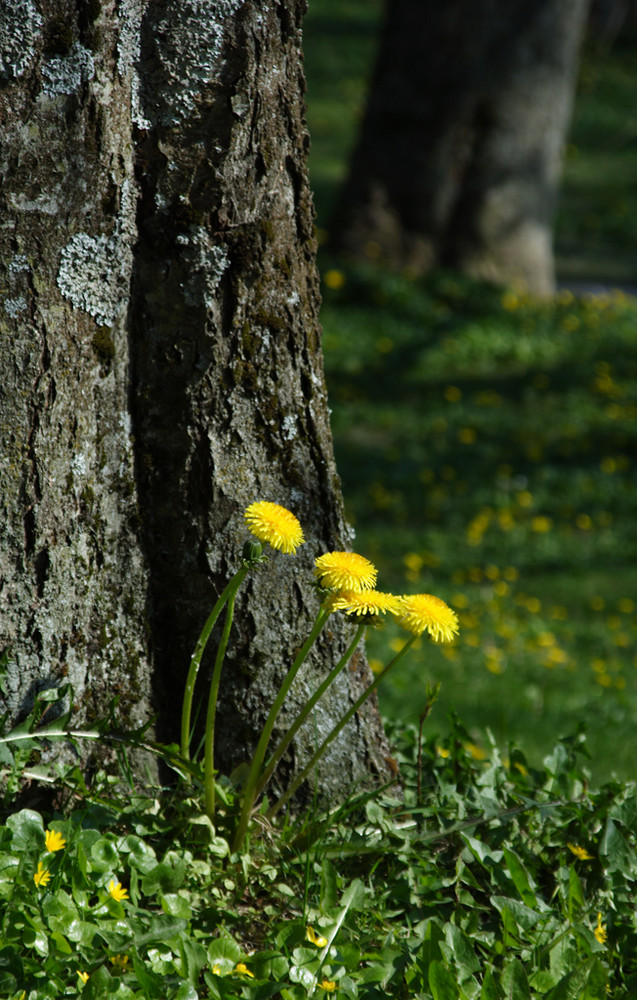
[212,964,222,976]
[315,551,377,591]
[107,878,129,901]
[77,971,90,984]
[330,589,400,617]
[306,925,328,948]
[568,842,594,861]
[319,980,337,992]
[244,501,304,553]
[595,912,607,945]
[235,963,255,977]
[45,828,66,853]
[394,594,459,643]
[34,862,51,887]
[110,955,129,971]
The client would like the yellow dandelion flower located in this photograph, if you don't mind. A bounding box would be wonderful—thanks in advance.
[319,980,337,992]
[330,589,400,617]
[33,862,51,887]
[107,878,129,901]
[394,594,459,642]
[110,955,129,970]
[314,551,377,591]
[567,842,594,860]
[235,963,255,978]
[244,501,304,554]
[77,971,90,984]
[45,829,66,853]
[306,925,328,948]
[595,912,607,945]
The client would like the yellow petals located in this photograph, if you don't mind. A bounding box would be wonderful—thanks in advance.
[306,925,328,948]
[330,589,400,617]
[110,955,129,970]
[594,912,607,945]
[319,980,337,992]
[394,594,459,642]
[33,862,51,887]
[77,971,89,984]
[45,828,66,853]
[315,551,377,592]
[212,964,222,975]
[235,963,255,977]
[567,842,594,861]
[244,501,304,554]
[107,878,129,901]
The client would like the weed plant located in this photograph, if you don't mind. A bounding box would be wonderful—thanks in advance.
[3,713,637,997]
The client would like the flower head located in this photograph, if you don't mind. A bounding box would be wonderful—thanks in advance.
[594,912,607,945]
[394,594,459,642]
[330,589,400,617]
[306,925,328,948]
[244,501,304,554]
[107,878,129,901]
[77,971,89,984]
[45,828,66,853]
[33,862,51,887]
[315,551,377,592]
[110,955,129,971]
[235,963,255,978]
[567,842,594,861]
[319,980,337,992]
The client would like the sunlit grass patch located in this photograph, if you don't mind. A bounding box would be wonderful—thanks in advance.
[320,262,637,783]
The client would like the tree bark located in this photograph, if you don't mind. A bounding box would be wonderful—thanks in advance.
[0,0,392,801]
[330,0,589,295]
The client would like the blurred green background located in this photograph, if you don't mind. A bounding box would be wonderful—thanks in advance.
[303,0,637,783]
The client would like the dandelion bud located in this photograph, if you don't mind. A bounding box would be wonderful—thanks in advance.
[242,539,264,565]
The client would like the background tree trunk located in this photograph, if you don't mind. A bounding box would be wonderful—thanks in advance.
[330,0,590,295]
[0,0,392,800]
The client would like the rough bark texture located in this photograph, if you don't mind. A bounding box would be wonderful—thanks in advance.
[331,0,590,295]
[0,0,393,801]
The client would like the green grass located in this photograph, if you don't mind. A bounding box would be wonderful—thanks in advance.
[304,6,637,783]
[319,263,637,784]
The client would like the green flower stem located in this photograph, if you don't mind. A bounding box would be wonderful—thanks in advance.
[267,634,418,821]
[204,589,238,820]
[232,603,332,853]
[180,566,249,761]
[255,622,367,800]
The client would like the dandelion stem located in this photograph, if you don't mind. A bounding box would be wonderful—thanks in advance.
[180,566,249,761]
[204,587,239,820]
[255,622,366,800]
[232,603,332,852]
[267,635,417,821]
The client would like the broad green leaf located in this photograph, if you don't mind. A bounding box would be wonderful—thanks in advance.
[320,859,338,911]
[179,936,207,987]
[581,958,609,999]
[6,809,44,851]
[442,924,480,981]
[133,914,187,948]
[480,969,502,1000]
[141,854,187,895]
[545,960,598,1000]
[501,958,531,1000]
[567,865,585,919]
[341,878,365,911]
[207,931,243,967]
[490,896,543,932]
[429,960,460,1000]
[599,817,633,873]
[502,848,536,909]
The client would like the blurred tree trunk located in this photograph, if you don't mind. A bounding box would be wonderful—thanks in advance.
[331,0,589,295]
[0,0,392,799]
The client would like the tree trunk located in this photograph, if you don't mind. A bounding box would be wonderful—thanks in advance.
[330,0,589,295]
[0,0,392,801]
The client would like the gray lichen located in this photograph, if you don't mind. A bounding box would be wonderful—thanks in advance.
[57,181,137,324]
[176,226,229,307]
[138,0,246,125]
[42,42,95,95]
[0,0,42,80]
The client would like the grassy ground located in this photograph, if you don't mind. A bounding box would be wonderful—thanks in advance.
[304,3,637,783]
